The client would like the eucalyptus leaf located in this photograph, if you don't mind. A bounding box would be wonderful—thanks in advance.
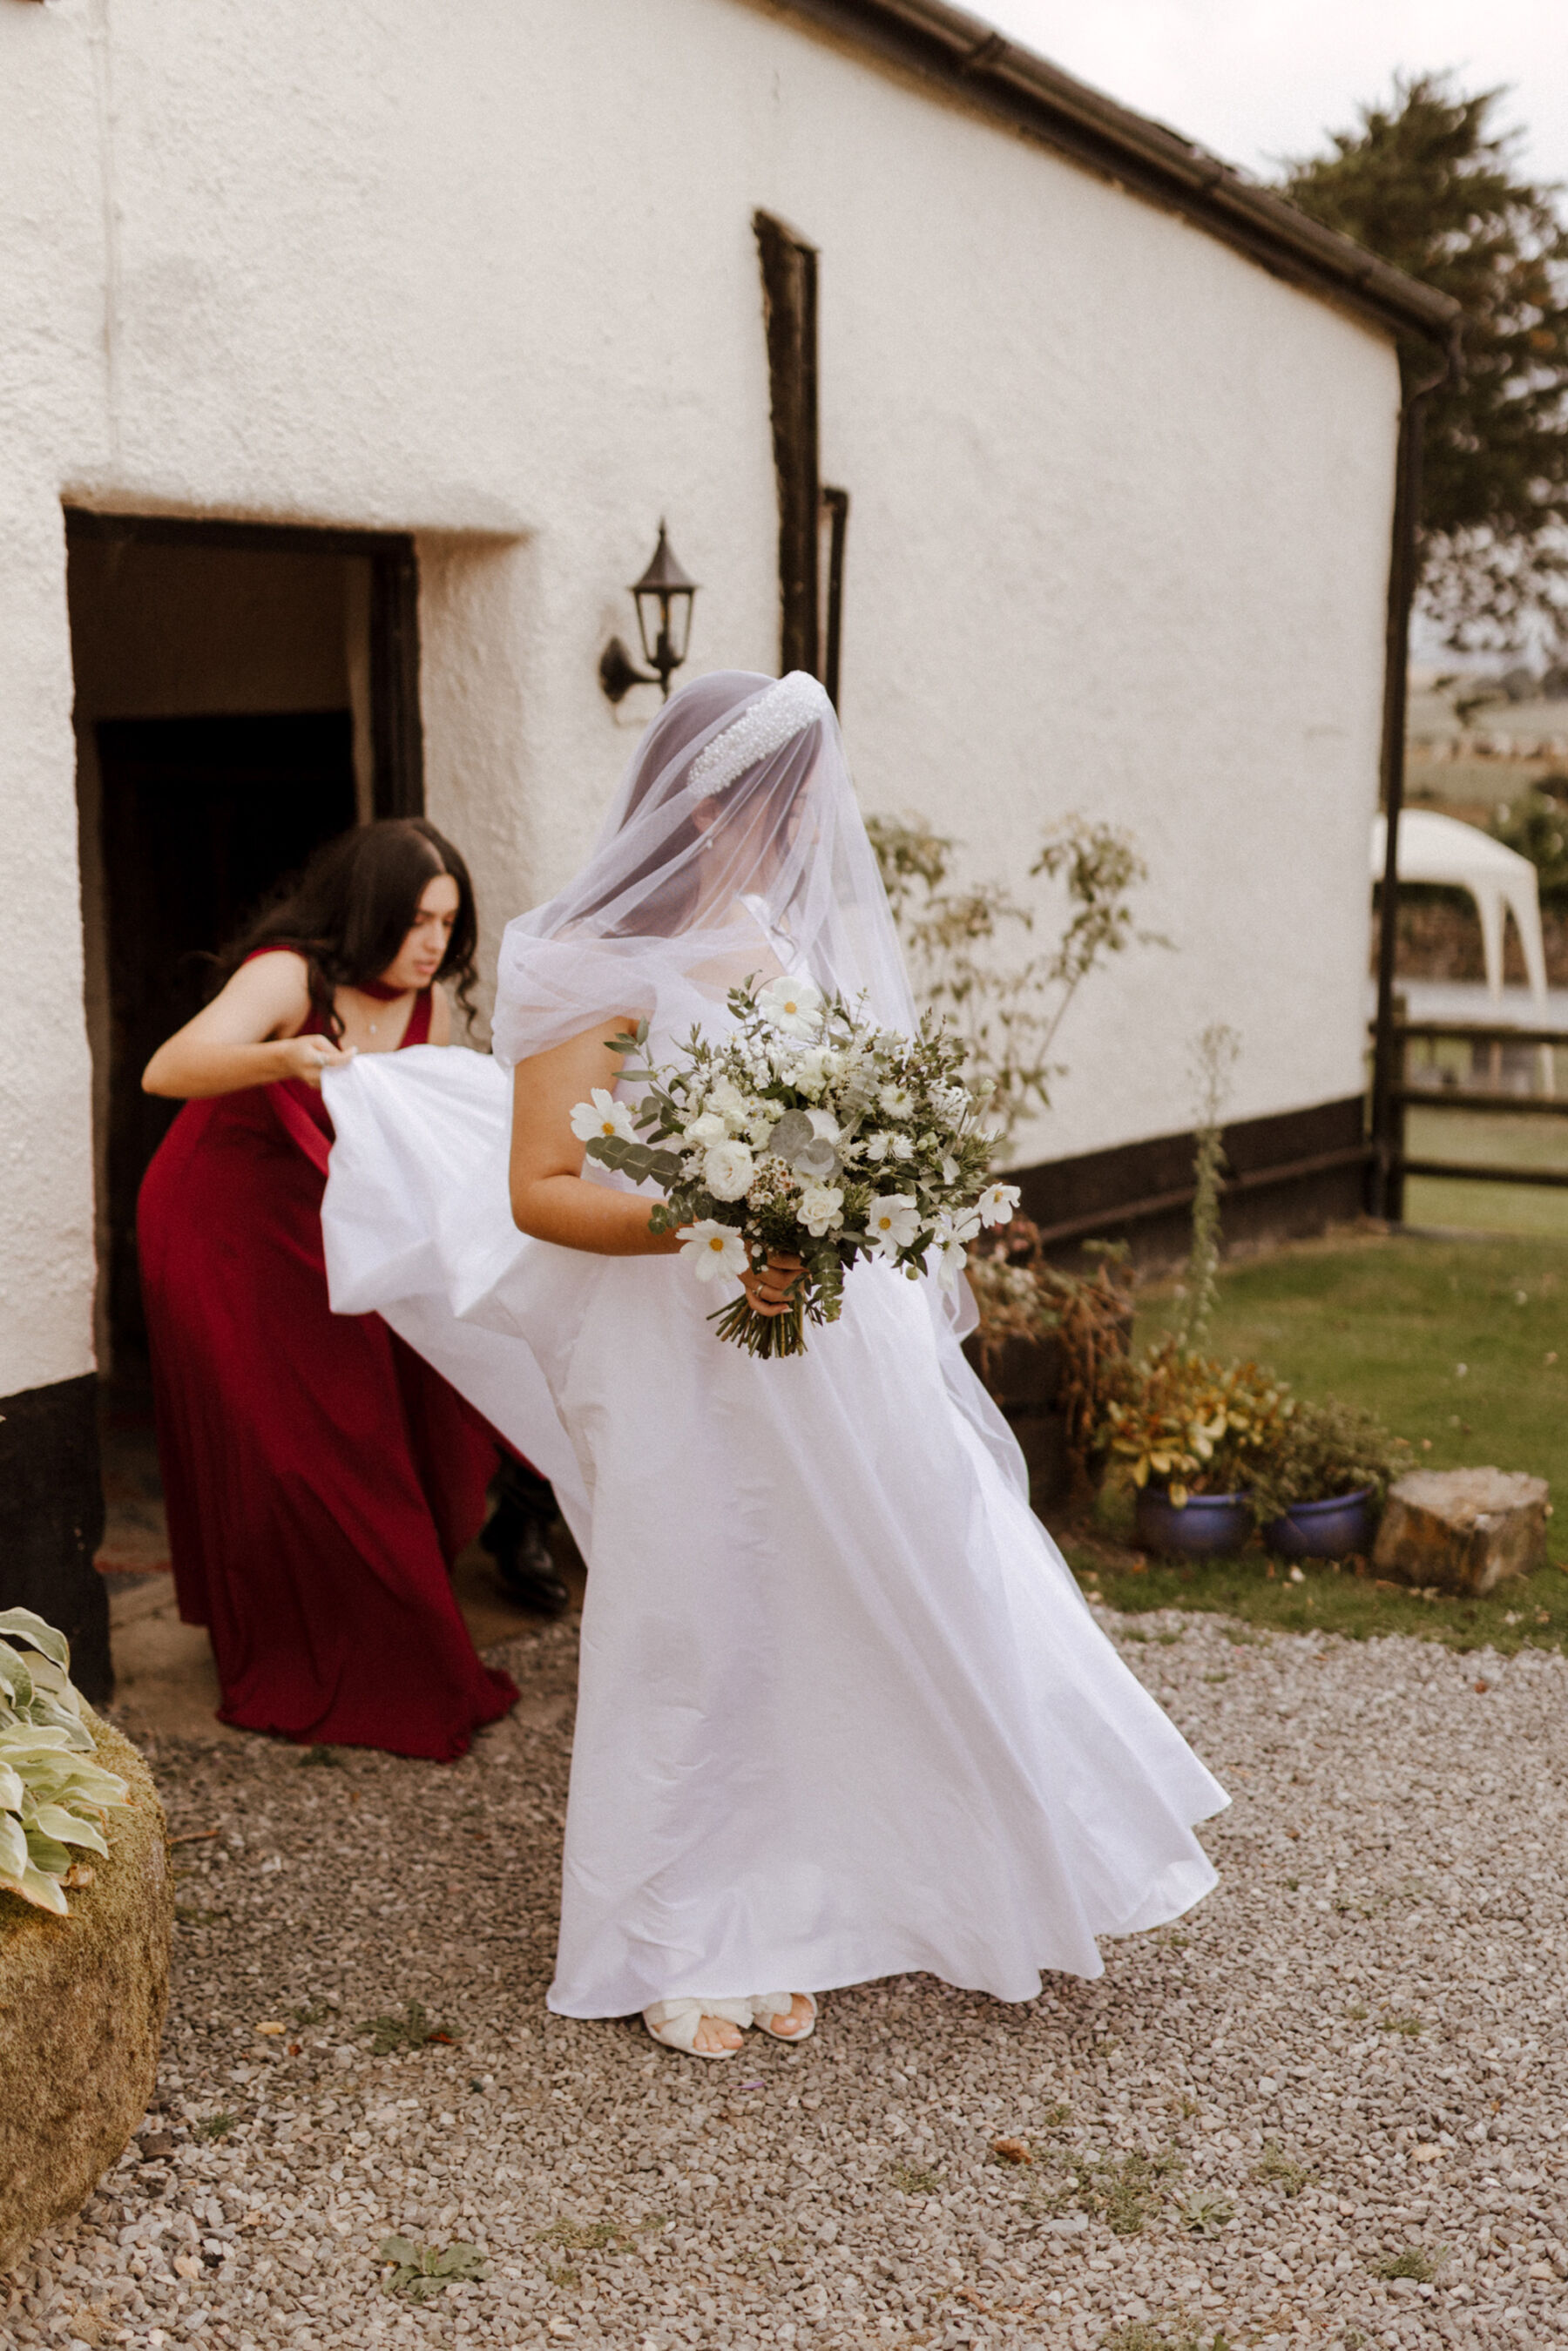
[766,1111,815,1159]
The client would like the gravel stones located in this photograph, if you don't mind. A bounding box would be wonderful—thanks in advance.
[2,1603,1565,2348]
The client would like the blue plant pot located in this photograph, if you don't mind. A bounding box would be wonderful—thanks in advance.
[1260,1487,1377,1560]
[1134,1486,1252,1559]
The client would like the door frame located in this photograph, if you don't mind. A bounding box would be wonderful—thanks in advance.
[63,508,424,816]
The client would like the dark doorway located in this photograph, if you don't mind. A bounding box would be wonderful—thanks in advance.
[96,711,357,1352]
[67,511,424,1376]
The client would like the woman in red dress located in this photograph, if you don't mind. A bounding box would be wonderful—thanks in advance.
[139,818,520,1760]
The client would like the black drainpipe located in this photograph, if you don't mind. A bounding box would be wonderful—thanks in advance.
[1367,325,1463,1222]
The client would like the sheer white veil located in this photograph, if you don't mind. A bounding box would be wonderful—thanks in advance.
[491,671,916,1065]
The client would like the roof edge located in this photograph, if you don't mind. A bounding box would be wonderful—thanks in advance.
[774,0,1461,345]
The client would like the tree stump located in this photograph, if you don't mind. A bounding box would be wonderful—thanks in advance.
[0,1712,172,2273]
[1373,1467,1549,1596]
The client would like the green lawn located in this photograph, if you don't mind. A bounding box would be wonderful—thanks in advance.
[1066,1226,1568,1654]
[1404,1104,1568,1239]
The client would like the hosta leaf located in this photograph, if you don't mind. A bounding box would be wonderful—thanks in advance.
[0,1861,70,1915]
[25,1826,73,1878]
[0,1610,70,1670]
[0,1811,29,1880]
[0,1641,34,1707]
[27,1803,109,1857]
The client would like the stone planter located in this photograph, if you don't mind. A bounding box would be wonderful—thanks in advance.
[963,1330,1073,1517]
[1260,1487,1379,1560]
[0,1713,172,2273]
[1134,1486,1253,1558]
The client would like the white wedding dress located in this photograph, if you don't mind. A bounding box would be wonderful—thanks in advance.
[321,670,1227,2018]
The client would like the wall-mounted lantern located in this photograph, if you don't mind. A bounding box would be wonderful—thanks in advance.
[598,522,700,704]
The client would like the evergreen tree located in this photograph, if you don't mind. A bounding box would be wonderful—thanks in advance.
[1281,75,1568,650]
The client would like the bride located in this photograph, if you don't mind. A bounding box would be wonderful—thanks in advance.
[321,669,1227,2058]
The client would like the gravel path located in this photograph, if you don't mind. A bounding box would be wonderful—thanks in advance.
[6,1604,1568,2350]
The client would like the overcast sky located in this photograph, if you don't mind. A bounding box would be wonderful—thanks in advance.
[977,0,1568,189]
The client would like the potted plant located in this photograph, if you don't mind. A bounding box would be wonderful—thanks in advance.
[1247,1399,1409,1558]
[1096,1340,1294,1556]
[964,1221,1133,1513]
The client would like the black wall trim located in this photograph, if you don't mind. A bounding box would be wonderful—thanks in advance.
[754,212,821,679]
[0,1374,111,1704]
[1014,1094,1369,1270]
[774,0,1457,347]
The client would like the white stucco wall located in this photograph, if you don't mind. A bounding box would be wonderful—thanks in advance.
[0,0,1398,1397]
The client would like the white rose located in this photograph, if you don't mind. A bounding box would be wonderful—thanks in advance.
[703,1140,756,1202]
[797,1183,845,1237]
[683,1111,728,1147]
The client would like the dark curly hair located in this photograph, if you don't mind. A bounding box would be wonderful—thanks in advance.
[217,818,479,1038]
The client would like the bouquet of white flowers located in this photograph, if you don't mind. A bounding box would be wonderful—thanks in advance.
[571,975,1019,1356]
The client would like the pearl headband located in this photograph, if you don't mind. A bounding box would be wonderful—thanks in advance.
[685,671,834,801]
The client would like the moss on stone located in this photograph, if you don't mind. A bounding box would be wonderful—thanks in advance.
[0,1712,172,2273]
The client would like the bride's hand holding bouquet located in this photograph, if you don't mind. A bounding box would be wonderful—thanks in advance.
[571,973,1019,1357]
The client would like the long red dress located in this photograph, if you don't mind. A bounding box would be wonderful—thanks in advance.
[138,971,518,1760]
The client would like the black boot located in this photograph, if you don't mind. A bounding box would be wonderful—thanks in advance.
[479,1458,570,1618]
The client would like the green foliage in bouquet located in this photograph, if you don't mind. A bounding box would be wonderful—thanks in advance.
[1097,1342,1294,1508]
[578,978,1016,1358]
[1247,1398,1411,1530]
[0,1608,132,1917]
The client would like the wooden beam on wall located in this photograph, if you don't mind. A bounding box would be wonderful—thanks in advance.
[754,212,821,680]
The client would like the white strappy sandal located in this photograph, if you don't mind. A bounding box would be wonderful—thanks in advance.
[641,1991,818,2057]
[748,1990,817,2044]
[641,1998,756,2058]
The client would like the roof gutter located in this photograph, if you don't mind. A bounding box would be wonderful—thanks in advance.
[774,0,1460,346]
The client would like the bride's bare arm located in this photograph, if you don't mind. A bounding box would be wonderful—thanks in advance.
[510,1023,807,1314]
[509,1023,683,1255]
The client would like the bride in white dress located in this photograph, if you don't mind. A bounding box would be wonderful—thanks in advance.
[321,668,1227,2058]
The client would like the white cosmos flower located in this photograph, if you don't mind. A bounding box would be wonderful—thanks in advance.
[678,1220,749,1282]
[878,1081,914,1117]
[682,1110,728,1147]
[864,1192,920,1257]
[977,1180,1022,1228]
[703,1140,756,1201]
[929,1236,969,1290]
[798,1183,845,1237]
[757,974,825,1039]
[570,1088,637,1145]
